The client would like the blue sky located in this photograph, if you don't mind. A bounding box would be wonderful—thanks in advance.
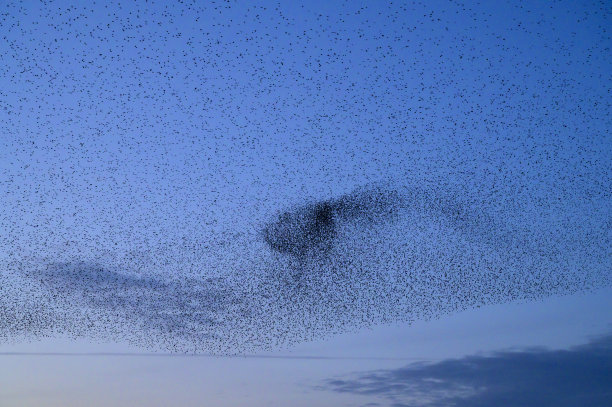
[0,0,610,405]
[1,288,611,406]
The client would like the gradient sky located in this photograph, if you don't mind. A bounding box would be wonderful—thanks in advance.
[1,288,611,406]
[0,0,610,406]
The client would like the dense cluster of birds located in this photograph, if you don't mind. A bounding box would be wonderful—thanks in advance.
[0,0,610,353]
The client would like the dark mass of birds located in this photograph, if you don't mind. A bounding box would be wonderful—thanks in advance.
[0,1,610,354]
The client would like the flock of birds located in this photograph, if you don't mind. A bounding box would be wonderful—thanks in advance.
[0,0,610,354]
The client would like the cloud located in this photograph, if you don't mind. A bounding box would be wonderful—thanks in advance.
[320,334,612,407]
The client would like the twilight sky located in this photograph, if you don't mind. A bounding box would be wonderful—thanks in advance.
[0,0,610,406]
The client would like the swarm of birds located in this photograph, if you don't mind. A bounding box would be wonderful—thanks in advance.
[0,0,610,353]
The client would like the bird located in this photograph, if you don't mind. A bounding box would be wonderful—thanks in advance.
[0,0,609,354]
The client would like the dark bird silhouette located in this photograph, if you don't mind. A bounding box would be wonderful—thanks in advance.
[0,0,609,354]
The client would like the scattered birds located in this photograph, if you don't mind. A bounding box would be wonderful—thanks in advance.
[0,0,610,354]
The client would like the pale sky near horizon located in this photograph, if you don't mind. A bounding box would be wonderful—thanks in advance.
[1,0,610,406]
[1,287,611,406]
